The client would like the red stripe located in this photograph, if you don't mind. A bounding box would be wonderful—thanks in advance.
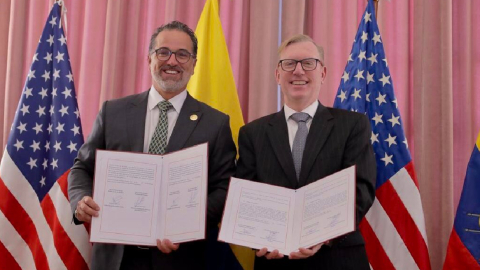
[0,177,50,270]
[0,240,21,270]
[376,180,432,270]
[41,193,89,270]
[56,170,70,199]
[443,229,480,270]
[359,218,395,270]
[404,161,419,188]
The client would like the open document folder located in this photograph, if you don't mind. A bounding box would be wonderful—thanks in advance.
[90,143,208,246]
[219,166,356,254]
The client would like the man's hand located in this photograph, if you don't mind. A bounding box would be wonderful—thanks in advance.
[75,196,100,223]
[288,242,324,259]
[256,248,284,260]
[156,239,179,254]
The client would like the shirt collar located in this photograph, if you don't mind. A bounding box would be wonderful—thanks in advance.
[148,86,187,113]
[284,101,319,121]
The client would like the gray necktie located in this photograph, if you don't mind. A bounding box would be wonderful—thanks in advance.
[148,100,173,154]
[291,112,310,180]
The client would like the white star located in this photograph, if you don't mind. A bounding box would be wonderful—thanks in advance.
[351,89,362,100]
[41,70,50,82]
[364,11,372,23]
[44,52,53,64]
[66,71,74,82]
[53,141,62,152]
[347,54,353,62]
[56,123,65,134]
[358,50,366,62]
[371,132,379,144]
[74,107,80,118]
[379,73,391,86]
[354,70,364,81]
[59,105,69,117]
[32,53,38,62]
[366,93,371,102]
[53,69,60,81]
[366,72,375,85]
[67,141,77,153]
[24,87,33,98]
[47,35,54,46]
[341,71,350,83]
[27,69,36,80]
[51,158,59,169]
[392,99,398,108]
[360,31,368,43]
[39,88,48,99]
[40,176,46,187]
[36,105,46,117]
[372,112,383,126]
[17,122,27,133]
[45,140,50,151]
[49,16,57,28]
[381,152,394,166]
[47,123,53,134]
[71,124,81,136]
[337,90,347,103]
[55,52,64,63]
[43,158,48,169]
[58,34,67,46]
[30,140,41,152]
[388,113,401,127]
[14,139,24,151]
[20,104,29,116]
[383,58,388,67]
[62,87,72,99]
[52,87,58,98]
[385,134,397,147]
[27,158,37,169]
[376,93,387,106]
[32,123,43,134]
[372,32,382,45]
[368,53,378,65]
[403,139,409,148]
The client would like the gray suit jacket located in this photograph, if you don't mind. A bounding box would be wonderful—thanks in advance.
[68,90,236,270]
[235,102,376,270]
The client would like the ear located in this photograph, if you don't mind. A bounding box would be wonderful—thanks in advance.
[275,67,281,84]
[321,66,327,82]
[148,55,152,71]
[192,58,197,75]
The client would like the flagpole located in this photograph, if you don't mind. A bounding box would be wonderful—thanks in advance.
[373,0,379,18]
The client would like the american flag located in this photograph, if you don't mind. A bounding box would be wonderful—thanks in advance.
[333,1,431,269]
[0,3,90,269]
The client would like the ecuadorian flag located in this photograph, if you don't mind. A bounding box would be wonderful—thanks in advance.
[443,131,480,269]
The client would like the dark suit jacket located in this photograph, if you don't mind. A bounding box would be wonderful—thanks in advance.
[235,102,376,270]
[68,91,236,270]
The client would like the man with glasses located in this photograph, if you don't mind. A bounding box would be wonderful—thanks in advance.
[235,34,376,270]
[68,21,236,270]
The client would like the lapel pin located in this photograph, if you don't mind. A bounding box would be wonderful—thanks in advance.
[190,114,198,121]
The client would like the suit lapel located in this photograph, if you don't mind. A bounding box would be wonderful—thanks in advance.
[126,91,149,152]
[166,93,202,153]
[298,103,334,186]
[267,109,298,188]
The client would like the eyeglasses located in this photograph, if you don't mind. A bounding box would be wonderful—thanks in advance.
[152,47,196,64]
[278,58,323,72]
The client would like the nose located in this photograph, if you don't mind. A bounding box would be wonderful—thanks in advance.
[292,62,305,75]
[165,53,180,65]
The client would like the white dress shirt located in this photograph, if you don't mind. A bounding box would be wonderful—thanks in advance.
[284,101,319,150]
[143,86,187,153]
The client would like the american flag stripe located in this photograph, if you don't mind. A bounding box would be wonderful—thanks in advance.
[364,200,420,270]
[375,179,430,270]
[0,211,30,270]
[358,219,395,270]
[41,195,89,270]
[0,153,67,269]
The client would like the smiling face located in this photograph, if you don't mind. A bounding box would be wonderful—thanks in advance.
[276,41,326,111]
[148,29,196,99]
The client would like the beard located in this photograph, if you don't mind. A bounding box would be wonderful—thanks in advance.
[152,65,192,93]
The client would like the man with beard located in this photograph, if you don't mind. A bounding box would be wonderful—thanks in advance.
[68,21,236,270]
